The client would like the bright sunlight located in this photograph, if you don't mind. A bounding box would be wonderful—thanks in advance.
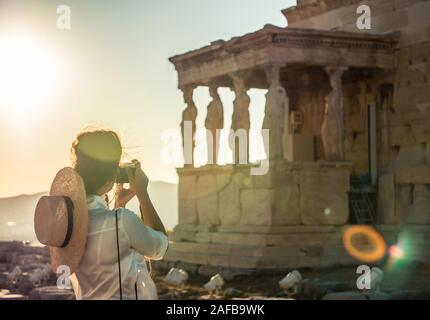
[0,32,66,121]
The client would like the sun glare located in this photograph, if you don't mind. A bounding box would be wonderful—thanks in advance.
[0,33,66,121]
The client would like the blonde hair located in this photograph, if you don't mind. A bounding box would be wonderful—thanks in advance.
[71,126,123,194]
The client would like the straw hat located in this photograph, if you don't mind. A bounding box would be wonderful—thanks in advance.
[34,167,88,274]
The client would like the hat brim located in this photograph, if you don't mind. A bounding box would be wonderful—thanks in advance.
[48,167,88,275]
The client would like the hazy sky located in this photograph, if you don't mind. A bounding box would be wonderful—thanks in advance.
[0,0,295,197]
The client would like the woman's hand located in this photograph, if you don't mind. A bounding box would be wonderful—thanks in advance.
[127,160,166,235]
[127,160,149,198]
[114,184,136,208]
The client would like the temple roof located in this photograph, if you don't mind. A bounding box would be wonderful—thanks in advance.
[169,24,399,89]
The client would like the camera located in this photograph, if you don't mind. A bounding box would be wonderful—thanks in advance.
[116,163,136,184]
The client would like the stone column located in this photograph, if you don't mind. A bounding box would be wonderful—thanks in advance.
[229,72,250,164]
[321,66,348,161]
[180,85,197,167]
[205,85,224,165]
[263,64,289,160]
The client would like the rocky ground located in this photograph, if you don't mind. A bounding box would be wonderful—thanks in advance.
[2,241,430,300]
[153,264,430,300]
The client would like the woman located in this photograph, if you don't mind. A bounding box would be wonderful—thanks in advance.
[69,127,168,300]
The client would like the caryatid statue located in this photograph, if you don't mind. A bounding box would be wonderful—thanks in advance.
[205,85,224,165]
[321,66,348,161]
[180,86,198,167]
[229,72,250,164]
[263,65,289,160]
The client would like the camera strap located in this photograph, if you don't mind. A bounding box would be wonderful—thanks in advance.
[115,211,123,300]
[115,210,138,300]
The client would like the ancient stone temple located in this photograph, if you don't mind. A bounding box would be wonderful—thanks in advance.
[165,0,430,271]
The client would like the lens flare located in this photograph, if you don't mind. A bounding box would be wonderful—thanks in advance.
[343,225,387,263]
[389,245,405,259]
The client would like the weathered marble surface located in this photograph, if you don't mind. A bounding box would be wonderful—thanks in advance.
[263,65,289,160]
[378,174,397,225]
[176,162,351,228]
[180,86,198,166]
[229,72,250,164]
[205,86,224,165]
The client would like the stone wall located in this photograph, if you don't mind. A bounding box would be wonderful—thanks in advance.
[176,161,352,230]
[167,162,356,269]
[286,0,430,167]
[293,81,371,175]
[379,167,430,225]
[166,225,360,270]
[286,0,430,225]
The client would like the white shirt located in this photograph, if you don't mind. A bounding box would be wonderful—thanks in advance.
[70,195,169,300]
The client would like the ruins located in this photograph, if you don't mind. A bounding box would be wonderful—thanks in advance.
[0,241,75,300]
[164,0,430,272]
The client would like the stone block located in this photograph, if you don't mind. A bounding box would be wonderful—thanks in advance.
[174,224,215,233]
[170,230,196,242]
[409,184,430,224]
[207,244,233,256]
[218,177,241,225]
[179,252,211,265]
[395,165,430,184]
[196,174,220,226]
[216,172,231,190]
[228,257,259,269]
[167,242,208,253]
[178,175,198,225]
[253,161,286,189]
[411,122,430,144]
[29,286,75,300]
[389,125,416,147]
[209,255,231,268]
[164,250,210,265]
[218,225,336,234]
[265,234,324,247]
[240,189,274,226]
[259,246,307,257]
[211,233,267,246]
[273,172,301,225]
[299,170,349,225]
[195,232,213,243]
[395,144,427,167]
[378,174,397,224]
